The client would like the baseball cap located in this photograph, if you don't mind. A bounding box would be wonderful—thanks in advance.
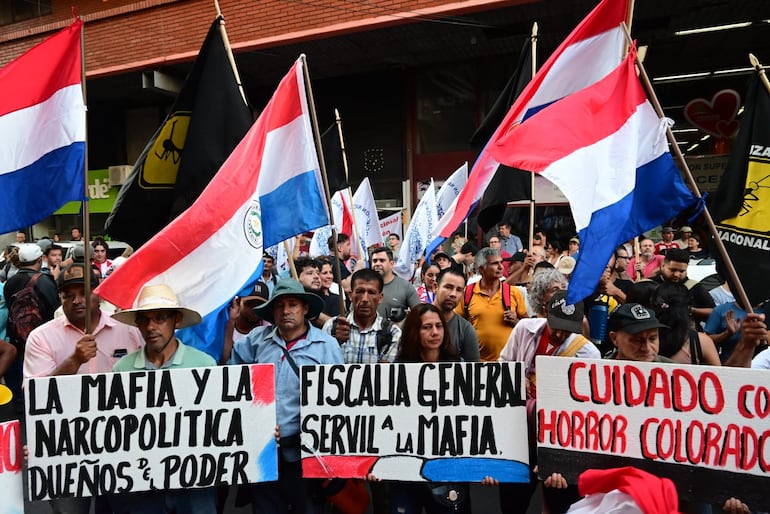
[432,251,451,263]
[245,281,270,302]
[460,242,478,255]
[609,303,668,334]
[547,290,583,333]
[17,243,42,263]
[662,226,675,233]
[57,263,100,290]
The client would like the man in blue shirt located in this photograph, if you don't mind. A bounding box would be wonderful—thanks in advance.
[229,278,344,514]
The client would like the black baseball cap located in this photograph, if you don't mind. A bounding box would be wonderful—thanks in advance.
[547,290,583,333]
[609,303,668,334]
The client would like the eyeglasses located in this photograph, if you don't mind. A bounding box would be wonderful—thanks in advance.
[134,312,175,326]
[615,255,630,260]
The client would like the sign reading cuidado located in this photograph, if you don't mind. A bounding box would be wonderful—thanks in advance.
[1,419,23,514]
[25,365,277,501]
[536,356,770,510]
[300,362,529,482]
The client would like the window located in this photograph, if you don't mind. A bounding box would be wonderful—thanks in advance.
[0,0,52,26]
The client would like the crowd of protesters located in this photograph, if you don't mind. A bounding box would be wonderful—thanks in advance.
[0,220,767,514]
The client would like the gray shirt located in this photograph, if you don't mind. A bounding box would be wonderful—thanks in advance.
[446,314,481,362]
[378,275,421,320]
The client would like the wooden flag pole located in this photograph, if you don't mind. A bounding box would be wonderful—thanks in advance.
[621,22,753,313]
[749,54,770,95]
[528,22,538,250]
[334,108,354,313]
[213,0,247,104]
[79,19,93,334]
[283,240,298,279]
[301,55,347,316]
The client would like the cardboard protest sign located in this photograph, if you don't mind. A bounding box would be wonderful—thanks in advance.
[536,356,770,509]
[25,364,277,501]
[300,362,529,482]
[1,419,23,514]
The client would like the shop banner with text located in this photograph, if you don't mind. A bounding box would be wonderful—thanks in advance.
[300,362,529,482]
[1,420,23,514]
[536,356,770,509]
[25,364,277,501]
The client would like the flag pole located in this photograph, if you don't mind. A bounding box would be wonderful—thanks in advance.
[621,22,753,313]
[528,22,538,250]
[283,240,298,279]
[749,54,770,95]
[213,0,247,104]
[301,55,347,316]
[79,18,93,334]
[336,109,367,266]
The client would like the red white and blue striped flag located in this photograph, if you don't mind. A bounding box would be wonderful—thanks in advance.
[96,57,329,359]
[427,0,629,255]
[0,20,85,233]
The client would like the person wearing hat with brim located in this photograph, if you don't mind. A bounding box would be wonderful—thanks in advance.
[112,284,215,372]
[653,226,679,256]
[109,284,216,513]
[497,289,599,513]
[674,225,693,249]
[228,278,343,513]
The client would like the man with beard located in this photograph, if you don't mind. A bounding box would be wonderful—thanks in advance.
[229,279,343,514]
[324,268,401,363]
[628,237,664,280]
[432,268,480,362]
[295,256,334,327]
[652,249,715,323]
[370,247,420,322]
[327,232,352,282]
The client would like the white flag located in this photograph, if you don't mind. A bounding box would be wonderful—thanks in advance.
[379,211,403,242]
[352,177,381,253]
[393,179,438,280]
[436,163,468,220]
[309,190,357,257]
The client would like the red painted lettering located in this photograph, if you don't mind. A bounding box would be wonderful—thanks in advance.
[568,362,590,402]
[720,424,741,468]
[699,372,725,415]
[585,411,599,451]
[612,415,627,453]
[685,420,706,465]
[656,419,674,459]
[741,427,758,470]
[623,365,646,407]
[671,369,698,412]
[537,409,557,444]
[760,431,770,472]
[589,365,612,404]
[640,419,659,460]
[704,423,723,465]
[738,385,754,419]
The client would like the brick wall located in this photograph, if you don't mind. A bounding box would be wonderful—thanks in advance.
[0,0,519,74]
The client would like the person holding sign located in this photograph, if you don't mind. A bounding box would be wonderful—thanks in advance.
[323,269,401,364]
[229,278,344,514]
[22,263,143,514]
[381,303,472,514]
[432,268,480,362]
[109,284,217,513]
[497,290,599,514]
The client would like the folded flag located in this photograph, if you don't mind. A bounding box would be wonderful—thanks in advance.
[0,20,84,234]
[96,57,328,360]
[490,50,698,303]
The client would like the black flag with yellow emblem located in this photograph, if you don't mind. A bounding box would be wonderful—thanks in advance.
[106,17,252,247]
[712,72,770,307]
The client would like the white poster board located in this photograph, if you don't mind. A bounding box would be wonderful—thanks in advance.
[25,364,277,501]
[300,362,529,482]
[536,356,770,509]
[1,419,23,514]
[379,211,403,241]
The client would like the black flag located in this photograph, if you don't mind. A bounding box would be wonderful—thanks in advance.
[711,72,770,307]
[105,17,252,247]
[321,123,348,193]
[472,37,534,232]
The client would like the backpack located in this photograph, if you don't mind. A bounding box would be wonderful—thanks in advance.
[375,318,394,358]
[8,273,43,346]
[463,282,511,318]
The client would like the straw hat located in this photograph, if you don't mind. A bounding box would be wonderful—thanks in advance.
[112,284,201,328]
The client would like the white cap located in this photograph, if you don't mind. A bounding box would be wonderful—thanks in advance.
[18,243,43,263]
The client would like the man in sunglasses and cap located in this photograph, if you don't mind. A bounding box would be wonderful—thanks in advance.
[229,278,344,514]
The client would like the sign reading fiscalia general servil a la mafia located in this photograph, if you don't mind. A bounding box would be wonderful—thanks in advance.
[300,362,529,482]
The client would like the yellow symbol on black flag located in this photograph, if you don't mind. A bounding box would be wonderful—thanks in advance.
[138,111,191,189]
[720,158,770,235]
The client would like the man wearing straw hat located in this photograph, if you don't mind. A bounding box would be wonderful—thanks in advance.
[229,278,344,514]
[111,284,215,371]
[110,284,216,513]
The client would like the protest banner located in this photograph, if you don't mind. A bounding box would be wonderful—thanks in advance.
[536,356,770,509]
[379,211,402,242]
[300,362,529,482]
[1,419,23,513]
[25,364,277,501]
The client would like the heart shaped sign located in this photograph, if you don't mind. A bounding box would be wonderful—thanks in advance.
[684,90,741,139]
